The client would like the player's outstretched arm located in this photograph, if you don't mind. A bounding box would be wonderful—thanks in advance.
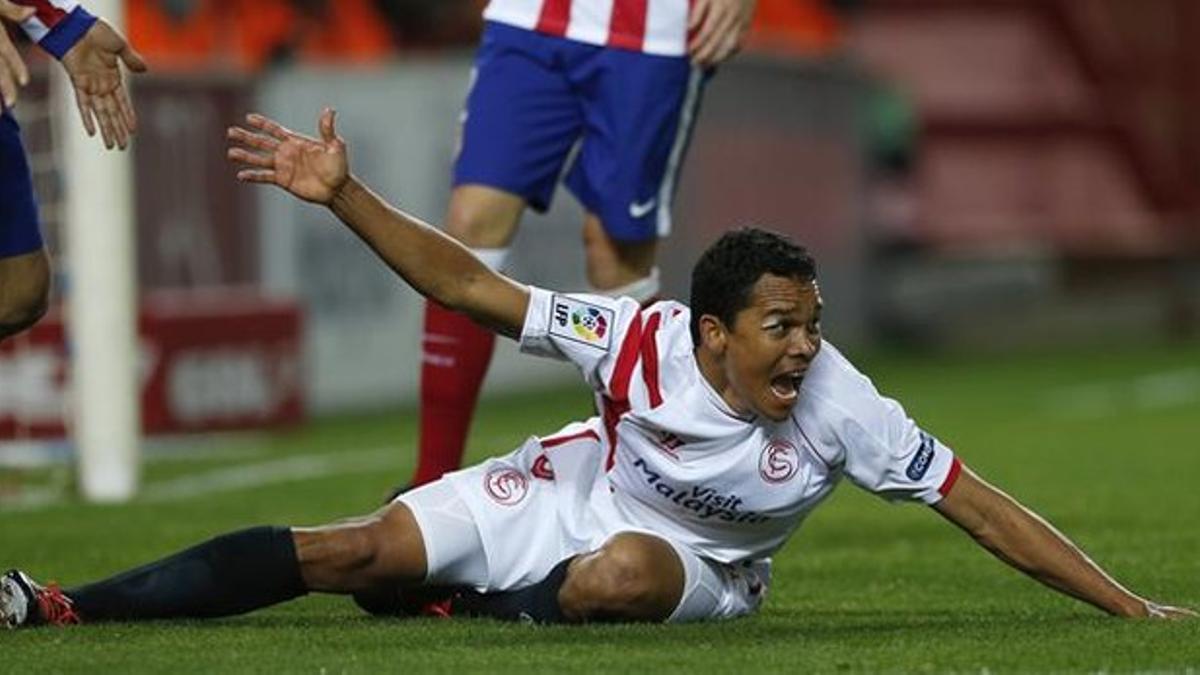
[0,1,35,108]
[933,466,1195,619]
[688,0,756,67]
[60,17,147,150]
[227,108,529,338]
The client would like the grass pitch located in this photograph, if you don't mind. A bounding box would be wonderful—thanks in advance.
[3,341,1199,673]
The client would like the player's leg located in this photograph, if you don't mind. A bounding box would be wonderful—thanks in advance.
[290,502,429,593]
[453,530,768,623]
[0,109,51,341]
[412,22,585,486]
[414,186,522,486]
[581,214,659,300]
[0,502,434,626]
[0,249,50,340]
[449,532,682,623]
[557,531,684,621]
[353,475,495,616]
[564,49,706,301]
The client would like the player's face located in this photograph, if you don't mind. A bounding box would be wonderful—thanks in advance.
[720,275,822,422]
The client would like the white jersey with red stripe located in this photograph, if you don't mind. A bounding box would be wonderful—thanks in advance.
[520,287,962,564]
[483,0,691,56]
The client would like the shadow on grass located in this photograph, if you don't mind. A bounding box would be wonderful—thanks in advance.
[37,606,1117,646]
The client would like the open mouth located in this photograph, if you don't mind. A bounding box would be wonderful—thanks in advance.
[769,371,804,403]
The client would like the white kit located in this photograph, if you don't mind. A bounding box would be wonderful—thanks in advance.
[404,288,961,621]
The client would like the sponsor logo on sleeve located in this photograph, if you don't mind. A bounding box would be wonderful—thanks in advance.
[905,431,937,481]
[550,296,614,350]
[759,438,800,484]
[484,466,529,506]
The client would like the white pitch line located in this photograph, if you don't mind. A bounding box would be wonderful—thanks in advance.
[0,487,63,511]
[0,440,270,469]
[1042,368,1200,419]
[141,446,402,502]
[0,446,404,511]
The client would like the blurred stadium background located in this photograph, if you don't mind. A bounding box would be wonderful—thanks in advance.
[1,0,1198,505]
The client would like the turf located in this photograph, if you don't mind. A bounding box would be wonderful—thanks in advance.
[3,341,1199,673]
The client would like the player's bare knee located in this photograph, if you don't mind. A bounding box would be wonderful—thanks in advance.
[0,294,47,339]
[0,253,50,339]
[444,186,523,247]
[294,511,415,592]
[560,532,683,622]
[581,219,657,291]
[306,523,379,572]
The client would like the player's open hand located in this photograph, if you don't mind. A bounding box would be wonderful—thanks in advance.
[688,0,756,67]
[0,0,35,109]
[227,108,349,205]
[61,18,147,150]
[1142,601,1197,620]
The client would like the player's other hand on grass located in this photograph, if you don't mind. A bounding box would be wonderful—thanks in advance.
[688,0,756,67]
[0,0,35,109]
[61,18,147,150]
[227,108,349,205]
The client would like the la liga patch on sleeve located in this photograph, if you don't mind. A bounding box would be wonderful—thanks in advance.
[550,295,614,351]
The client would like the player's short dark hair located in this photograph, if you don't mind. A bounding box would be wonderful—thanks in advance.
[689,227,816,345]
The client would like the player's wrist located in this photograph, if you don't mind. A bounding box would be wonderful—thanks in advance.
[1112,596,1154,618]
[40,6,97,62]
[328,174,361,210]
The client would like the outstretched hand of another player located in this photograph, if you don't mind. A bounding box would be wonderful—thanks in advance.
[688,0,756,67]
[0,0,35,109]
[227,108,349,205]
[61,18,147,150]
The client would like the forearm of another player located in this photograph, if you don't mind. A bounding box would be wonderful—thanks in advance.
[933,467,1149,617]
[329,176,528,338]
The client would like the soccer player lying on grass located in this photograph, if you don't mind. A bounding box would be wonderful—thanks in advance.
[1,109,1193,629]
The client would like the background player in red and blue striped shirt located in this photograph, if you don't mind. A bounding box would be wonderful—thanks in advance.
[0,0,145,342]
[413,0,759,489]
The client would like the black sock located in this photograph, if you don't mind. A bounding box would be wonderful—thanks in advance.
[451,557,572,624]
[65,526,307,622]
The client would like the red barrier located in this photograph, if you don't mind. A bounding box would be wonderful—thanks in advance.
[0,290,304,439]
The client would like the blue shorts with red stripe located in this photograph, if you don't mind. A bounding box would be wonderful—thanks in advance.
[454,21,707,243]
[1,109,44,258]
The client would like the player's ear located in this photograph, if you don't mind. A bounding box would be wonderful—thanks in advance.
[697,314,728,354]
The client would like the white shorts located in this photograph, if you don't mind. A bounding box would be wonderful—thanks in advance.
[398,422,770,623]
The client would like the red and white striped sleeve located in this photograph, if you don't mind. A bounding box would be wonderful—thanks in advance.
[12,0,97,60]
[522,289,682,472]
